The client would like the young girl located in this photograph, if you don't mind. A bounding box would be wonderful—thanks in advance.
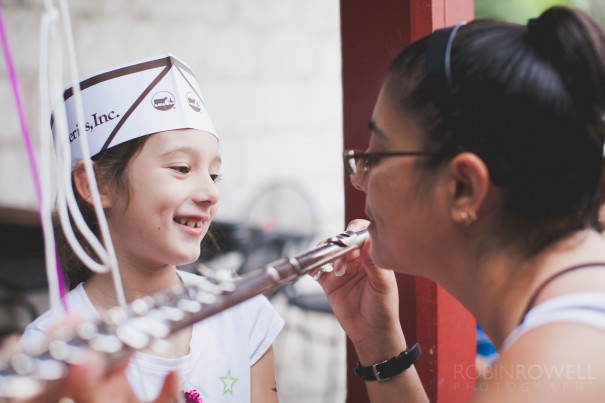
[23,55,284,403]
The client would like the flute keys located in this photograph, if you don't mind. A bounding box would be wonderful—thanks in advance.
[106,306,128,325]
[78,321,99,340]
[89,329,123,354]
[178,298,202,313]
[159,306,185,322]
[196,290,217,304]
[116,322,151,350]
[0,373,44,400]
[131,296,156,315]
[218,281,236,292]
[132,312,171,339]
[11,352,65,381]
[10,353,35,376]
[34,356,66,381]
[48,339,87,365]
[169,283,185,297]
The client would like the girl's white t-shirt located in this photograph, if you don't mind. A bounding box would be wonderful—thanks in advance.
[23,270,284,402]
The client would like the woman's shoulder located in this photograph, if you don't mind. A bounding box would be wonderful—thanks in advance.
[475,319,605,403]
[475,290,605,401]
[505,290,605,346]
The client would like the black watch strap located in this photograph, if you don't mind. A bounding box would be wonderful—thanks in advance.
[354,342,421,382]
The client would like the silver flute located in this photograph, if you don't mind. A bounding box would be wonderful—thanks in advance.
[0,229,368,401]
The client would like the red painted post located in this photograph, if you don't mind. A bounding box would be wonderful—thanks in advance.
[341,0,476,402]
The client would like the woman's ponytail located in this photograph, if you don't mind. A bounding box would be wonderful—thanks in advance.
[528,6,605,128]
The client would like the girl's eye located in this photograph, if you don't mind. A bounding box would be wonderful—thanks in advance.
[171,165,191,174]
[210,174,223,183]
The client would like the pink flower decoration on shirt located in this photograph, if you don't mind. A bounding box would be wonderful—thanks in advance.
[184,389,203,403]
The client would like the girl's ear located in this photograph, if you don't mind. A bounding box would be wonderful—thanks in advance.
[72,161,112,208]
[445,152,490,225]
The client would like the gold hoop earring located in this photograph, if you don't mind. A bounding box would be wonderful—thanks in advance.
[460,210,478,227]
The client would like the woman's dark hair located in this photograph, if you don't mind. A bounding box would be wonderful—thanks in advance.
[386,6,605,255]
[57,136,150,289]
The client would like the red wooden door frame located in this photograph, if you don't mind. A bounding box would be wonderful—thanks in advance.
[340,1,476,402]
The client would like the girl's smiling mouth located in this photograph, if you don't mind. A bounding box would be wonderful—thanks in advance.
[174,217,206,229]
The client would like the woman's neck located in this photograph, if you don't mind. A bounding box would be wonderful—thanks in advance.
[449,229,605,348]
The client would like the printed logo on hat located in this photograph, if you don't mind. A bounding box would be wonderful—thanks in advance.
[152,91,176,111]
[187,92,202,113]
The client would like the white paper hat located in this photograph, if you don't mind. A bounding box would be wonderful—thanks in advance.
[53,54,217,168]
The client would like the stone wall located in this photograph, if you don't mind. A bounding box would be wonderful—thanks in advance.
[0,0,344,239]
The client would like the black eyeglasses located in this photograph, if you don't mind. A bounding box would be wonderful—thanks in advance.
[343,149,435,178]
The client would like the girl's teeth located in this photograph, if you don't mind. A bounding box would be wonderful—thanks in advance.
[176,218,202,228]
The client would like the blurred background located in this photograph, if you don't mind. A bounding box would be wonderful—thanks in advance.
[0,1,603,402]
[477,0,604,24]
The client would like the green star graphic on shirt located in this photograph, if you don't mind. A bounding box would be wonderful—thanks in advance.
[219,369,239,395]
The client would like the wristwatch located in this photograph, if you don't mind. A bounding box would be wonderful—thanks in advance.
[354,342,421,382]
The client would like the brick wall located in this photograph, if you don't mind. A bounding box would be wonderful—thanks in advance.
[0,0,344,239]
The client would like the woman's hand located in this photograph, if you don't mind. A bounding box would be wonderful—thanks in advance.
[316,220,430,403]
[316,219,407,358]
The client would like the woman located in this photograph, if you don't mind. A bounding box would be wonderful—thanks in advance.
[320,6,605,402]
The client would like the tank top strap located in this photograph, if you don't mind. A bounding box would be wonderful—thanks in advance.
[504,291,605,350]
[518,262,605,326]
